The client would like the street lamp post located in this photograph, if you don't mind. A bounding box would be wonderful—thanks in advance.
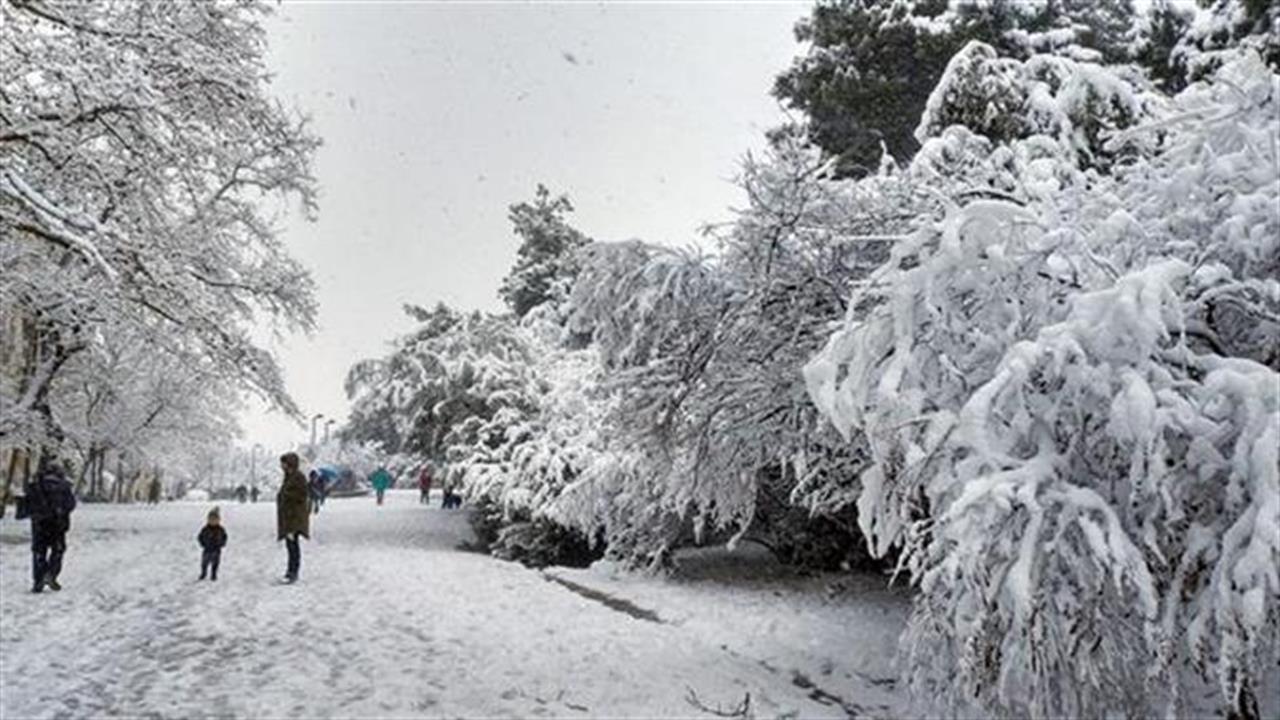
[324,419,336,444]
[309,413,324,451]
[250,443,263,486]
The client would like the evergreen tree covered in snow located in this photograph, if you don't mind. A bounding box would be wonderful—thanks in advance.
[1173,0,1280,81]
[498,185,592,319]
[772,0,1138,176]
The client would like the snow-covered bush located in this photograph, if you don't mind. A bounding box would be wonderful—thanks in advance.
[806,50,1279,718]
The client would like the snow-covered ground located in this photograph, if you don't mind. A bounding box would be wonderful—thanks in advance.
[1,490,911,719]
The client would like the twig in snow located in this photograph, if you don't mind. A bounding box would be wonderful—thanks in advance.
[684,686,751,718]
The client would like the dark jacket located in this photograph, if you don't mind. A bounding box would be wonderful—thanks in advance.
[19,465,77,527]
[198,525,227,551]
[276,468,310,540]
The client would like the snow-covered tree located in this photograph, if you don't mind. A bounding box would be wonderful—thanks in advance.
[545,139,920,568]
[805,49,1278,718]
[1172,0,1280,82]
[51,323,240,499]
[1,0,319,456]
[342,303,466,458]
[772,0,1145,176]
[498,185,592,319]
[913,39,1162,170]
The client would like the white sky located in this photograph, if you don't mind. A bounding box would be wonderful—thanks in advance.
[241,0,809,450]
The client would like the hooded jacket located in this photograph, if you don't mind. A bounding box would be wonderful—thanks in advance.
[276,465,311,540]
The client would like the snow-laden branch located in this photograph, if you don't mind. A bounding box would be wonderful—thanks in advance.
[0,169,117,279]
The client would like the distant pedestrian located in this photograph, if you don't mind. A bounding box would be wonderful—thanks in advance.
[250,486,260,503]
[17,457,77,593]
[442,483,462,509]
[147,476,162,505]
[369,467,393,506]
[308,470,323,515]
[417,465,433,505]
[197,507,228,581]
[312,468,327,507]
[276,453,310,583]
[236,484,248,504]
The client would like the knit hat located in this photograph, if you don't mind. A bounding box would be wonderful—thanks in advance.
[207,506,221,520]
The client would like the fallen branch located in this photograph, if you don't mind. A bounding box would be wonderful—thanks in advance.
[684,686,751,718]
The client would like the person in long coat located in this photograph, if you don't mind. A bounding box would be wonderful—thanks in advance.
[276,452,310,583]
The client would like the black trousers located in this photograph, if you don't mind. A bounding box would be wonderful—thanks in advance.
[285,535,301,578]
[200,549,221,579]
[31,519,67,588]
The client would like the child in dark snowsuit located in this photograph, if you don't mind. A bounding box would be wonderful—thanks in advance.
[197,507,228,581]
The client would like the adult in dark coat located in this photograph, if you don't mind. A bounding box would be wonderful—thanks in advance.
[276,452,310,583]
[19,458,77,593]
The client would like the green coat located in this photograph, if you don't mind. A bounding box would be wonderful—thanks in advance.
[369,468,393,492]
[276,468,310,540]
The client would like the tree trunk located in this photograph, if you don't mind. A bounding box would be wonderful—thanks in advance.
[0,447,24,519]
[96,448,107,501]
[124,465,138,502]
[1227,677,1260,720]
[109,463,121,503]
[75,444,94,495]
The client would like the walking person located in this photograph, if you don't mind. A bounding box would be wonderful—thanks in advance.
[18,457,77,593]
[147,476,162,505]
[417,464,433,505]
[307,470,323,515]
[442,484,462,509]
[197,507,228,581]
[369,467,392,506]
[276,453,310,583]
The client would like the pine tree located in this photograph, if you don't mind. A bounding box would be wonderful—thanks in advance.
[772,0,1142,177]
[497,186,592,318]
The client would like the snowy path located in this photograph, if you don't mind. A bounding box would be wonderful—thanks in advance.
[1,491,910,719]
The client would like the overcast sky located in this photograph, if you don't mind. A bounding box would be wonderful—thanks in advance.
[243,0,809,450]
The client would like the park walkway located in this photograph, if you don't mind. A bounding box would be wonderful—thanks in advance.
[0,490,908,719]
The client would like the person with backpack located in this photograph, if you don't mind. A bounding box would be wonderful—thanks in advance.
[18,457,77,593]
